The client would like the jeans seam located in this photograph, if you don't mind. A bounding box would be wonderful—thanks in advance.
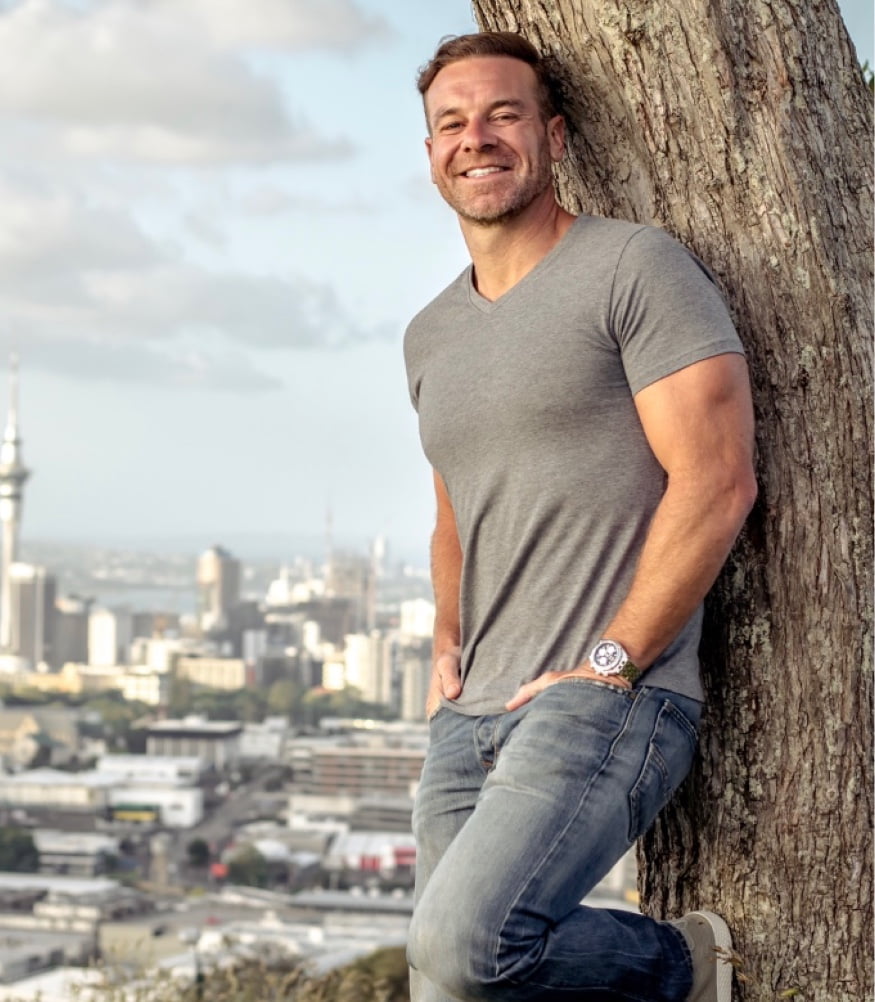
[659,696,700,747]
[628,744,670,843]
[473,715,496,775]
[493,692,643,984]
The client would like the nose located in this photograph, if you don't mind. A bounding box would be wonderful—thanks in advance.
[461,116,497,151]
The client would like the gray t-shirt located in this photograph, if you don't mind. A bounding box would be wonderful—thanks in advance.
[404,215,743,714]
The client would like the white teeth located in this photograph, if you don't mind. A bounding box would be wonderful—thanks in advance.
[465,167,504,177]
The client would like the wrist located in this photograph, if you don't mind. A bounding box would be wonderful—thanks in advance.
[589,639,643,686]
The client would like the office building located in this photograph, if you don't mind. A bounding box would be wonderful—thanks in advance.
[400,598,435,640]
[344,631,394,706]
[145,719,242,770]
[196,545,240,632]
[176,655,251,691]
[0,769,115,813]
[115,667,169,707]
[51,596,91,668]
[293,744,425,798]
[7,562,55,668]
[34,830,121,877]
[88,607,132,667]
[399,638,432,722]
[326,552,375,632]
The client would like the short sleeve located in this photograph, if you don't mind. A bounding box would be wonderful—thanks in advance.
[609,227,744,395]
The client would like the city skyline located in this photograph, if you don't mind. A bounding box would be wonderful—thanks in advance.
[1,0,871,563]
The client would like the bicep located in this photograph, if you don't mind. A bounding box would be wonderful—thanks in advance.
[633,353,755,479]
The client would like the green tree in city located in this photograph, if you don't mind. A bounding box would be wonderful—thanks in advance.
[266,678,302,718]
[167,676,194,717]
[0,827,38,873]
[186,837,210,868]
[82,692,151,750]
[298,686,395,728]
[226,845,268,888]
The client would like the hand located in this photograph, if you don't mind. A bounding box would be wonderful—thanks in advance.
[505,661,631,711]
[426,647,462,718]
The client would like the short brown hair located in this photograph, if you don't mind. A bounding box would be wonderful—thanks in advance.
[417,32,563,124]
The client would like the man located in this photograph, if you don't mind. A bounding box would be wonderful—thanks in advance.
[403,31,756,1002]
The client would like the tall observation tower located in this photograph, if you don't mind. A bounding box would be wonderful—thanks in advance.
[0,355,30,652]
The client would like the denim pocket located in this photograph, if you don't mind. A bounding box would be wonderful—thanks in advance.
[627,697,699,842]
[427,704,449,724]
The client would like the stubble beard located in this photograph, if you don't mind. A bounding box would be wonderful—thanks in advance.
[442,149,556,228]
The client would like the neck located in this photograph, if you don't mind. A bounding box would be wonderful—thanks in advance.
[460,195,576,301]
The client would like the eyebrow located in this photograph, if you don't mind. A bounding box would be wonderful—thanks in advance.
[430,98,527,129]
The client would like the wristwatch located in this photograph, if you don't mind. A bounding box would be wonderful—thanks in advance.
[589,639,641,685]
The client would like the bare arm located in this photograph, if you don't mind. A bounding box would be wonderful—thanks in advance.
[600,352,757,667]
[428,470,463,717]
[507,352,757,708]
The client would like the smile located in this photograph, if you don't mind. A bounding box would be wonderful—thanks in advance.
[462,166,508,178]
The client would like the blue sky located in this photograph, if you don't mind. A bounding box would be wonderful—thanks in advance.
[1,0,871,565]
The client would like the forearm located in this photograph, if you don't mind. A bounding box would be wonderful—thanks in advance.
[600,470,756,669]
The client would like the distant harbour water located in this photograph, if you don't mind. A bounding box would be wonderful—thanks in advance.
[91,584,197,617]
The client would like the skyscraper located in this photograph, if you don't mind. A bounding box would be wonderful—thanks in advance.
[196,544,240,632]
[52,596,92,669]
[8,562,56,668]
[326,551,375,632]
[0,355,31,653]
[88,606,133,667]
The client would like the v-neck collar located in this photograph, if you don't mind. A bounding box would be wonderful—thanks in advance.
[465,215,585,314]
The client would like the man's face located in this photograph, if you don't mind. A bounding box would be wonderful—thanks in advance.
[423,56,564,227]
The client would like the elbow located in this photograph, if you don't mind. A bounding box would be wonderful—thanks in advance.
[684,462,757,543]
[725,465,758,536]
[739,464,758,517]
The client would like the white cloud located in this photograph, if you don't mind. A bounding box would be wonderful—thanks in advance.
[0,184,163,274]
[0,0,376,163]
[185,212,226,248]
[175,0,392,51]
[0,180,388,389]
[0,329,284,391]
[0,1,399,391]
[239,184,378,216]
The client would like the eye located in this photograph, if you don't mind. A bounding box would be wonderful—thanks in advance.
[439,121,463,133]
[492,112,518,124]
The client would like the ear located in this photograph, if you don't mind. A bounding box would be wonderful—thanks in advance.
[547,115,566,162]
[425,136,436,183]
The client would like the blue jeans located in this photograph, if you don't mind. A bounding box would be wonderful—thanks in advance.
[408,679,699,1002]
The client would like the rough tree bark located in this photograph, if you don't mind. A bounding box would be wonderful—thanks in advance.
[470,1,872,999]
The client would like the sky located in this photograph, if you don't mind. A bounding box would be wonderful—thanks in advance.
[2,0,872,566]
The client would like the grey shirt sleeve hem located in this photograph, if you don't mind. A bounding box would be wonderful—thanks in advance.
[627,342,745,396]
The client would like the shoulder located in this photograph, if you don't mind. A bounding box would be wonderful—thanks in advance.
[612,223,718,286]
[550,216,673,280]
[405,268,470,338]
[403,268,472,383]
[566,213,649,251]
[569,216,712,277]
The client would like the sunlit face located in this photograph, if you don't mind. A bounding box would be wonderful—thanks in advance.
[423,56,565,226]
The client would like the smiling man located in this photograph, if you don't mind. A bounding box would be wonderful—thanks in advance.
[403,32,757,1002]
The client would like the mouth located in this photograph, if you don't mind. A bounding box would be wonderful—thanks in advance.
[460,166,509,178]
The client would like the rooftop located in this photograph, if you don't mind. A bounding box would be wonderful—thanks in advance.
[146,719,242,736]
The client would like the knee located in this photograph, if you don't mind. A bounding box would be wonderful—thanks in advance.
[407,901,505,1002]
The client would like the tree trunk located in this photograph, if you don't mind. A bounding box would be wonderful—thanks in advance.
[471,2,873,998]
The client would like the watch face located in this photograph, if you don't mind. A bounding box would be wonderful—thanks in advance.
[592,640,624,674]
